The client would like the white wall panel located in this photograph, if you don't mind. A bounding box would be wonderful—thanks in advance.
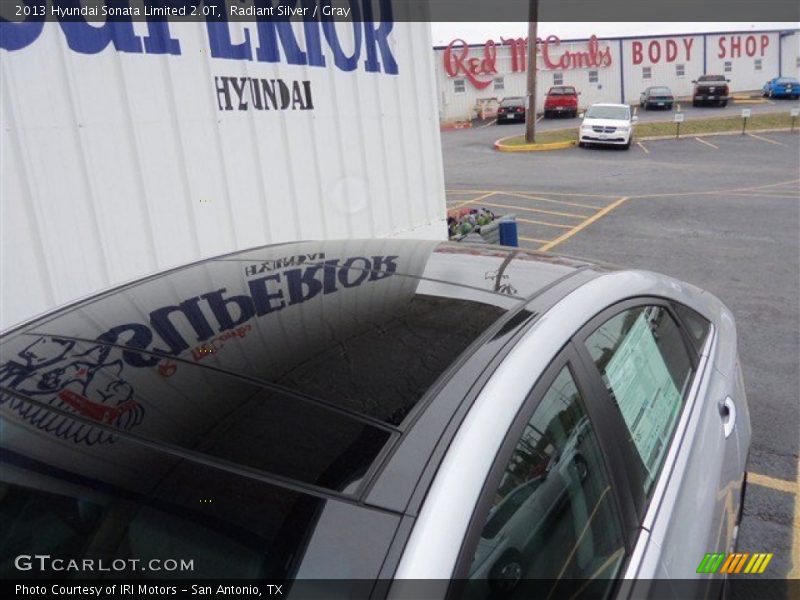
[1,19,446,331]
[780,32,800,78]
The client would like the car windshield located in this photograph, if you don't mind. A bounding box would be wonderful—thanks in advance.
[501,97,525,107]
[699,75,726,82]
[650,87,671,94]
[777,78,799,84]
[549,87,577,95]
[585,106,630,120]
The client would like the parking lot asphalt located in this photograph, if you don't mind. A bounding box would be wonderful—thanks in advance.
[465,97,800,137]
[444,130,800,576]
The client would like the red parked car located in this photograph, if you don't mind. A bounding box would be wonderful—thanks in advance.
[544,86,579,118]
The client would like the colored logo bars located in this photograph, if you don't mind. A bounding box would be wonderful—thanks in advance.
[696,552,774,574]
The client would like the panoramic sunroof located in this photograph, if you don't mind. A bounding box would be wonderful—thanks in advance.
[1,291,509,496]
[1,241,580,495]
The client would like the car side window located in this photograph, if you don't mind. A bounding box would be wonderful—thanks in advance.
[673,302,711,351]
[584,305,694,495]
[464,366,625,597]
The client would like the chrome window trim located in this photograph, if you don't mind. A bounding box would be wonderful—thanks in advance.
[622,326,716,580]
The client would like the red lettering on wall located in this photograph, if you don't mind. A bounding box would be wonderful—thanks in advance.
[542,35,612,70]
[541,35,561,69]
[718,34,771,59]
[443,38,497,89]
[745,35,757,57]
[443,34,612,89]
[665,39,678,62]
[501,37,528,72]
[730,36,742,58]
[632,40,644,65]
[683,38,694,61]
[648,40,661,63]
[633,38,693,65]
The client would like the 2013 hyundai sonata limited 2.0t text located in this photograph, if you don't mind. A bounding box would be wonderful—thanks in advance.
[0,239,749,598]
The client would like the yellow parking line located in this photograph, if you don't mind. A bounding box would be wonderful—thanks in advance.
[747,132,786,146]
[695,137,720,149]
[511,216,573,229]
[449,191,495,211]
[748,472,798,495]
[629,177,800,200]
[637,141,649,154]
[505,191,604,210]
[444,188,619,199]
[791,463,800,578]
[479,202,583,224]
[748,470,800,578]
[518,235,552,244]
[520,207,590,219]
[725,192,800,200]
[538,196,630,252]
[742,178,800,191]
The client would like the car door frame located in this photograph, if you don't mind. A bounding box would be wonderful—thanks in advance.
[448,341,644,597]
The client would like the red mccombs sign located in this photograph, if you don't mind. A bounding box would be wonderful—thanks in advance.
[443,35,612,89]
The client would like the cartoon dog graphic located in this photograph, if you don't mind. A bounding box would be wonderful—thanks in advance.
[0,336,145,445]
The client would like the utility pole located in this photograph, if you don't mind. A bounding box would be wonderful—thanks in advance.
[525,0,539,143]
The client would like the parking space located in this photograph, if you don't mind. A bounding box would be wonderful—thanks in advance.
[447,189,625,247]
[445,130,800,576]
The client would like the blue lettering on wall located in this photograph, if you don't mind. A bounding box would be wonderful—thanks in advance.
[56,0,143,54]
[321,0,362,72]
[1,0,398,75]
[0,1,45,52]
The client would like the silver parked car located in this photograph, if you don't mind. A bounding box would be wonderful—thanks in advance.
[0,239,749,598]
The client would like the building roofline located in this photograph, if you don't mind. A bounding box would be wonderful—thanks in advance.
[432,28,800,51]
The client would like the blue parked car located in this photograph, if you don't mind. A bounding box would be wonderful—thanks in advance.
[762,77,800,99]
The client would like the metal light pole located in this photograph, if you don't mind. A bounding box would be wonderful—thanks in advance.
[525,0,539,143]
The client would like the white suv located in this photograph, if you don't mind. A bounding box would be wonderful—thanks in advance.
[578,103,637,149]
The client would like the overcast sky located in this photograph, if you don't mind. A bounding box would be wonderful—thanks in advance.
[430,22,799,46]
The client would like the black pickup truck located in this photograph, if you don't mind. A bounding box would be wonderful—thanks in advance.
[692,74,731,107]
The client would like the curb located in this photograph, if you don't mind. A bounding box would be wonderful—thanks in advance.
[441,121,473,131]
[732,98,769,104]
[494,136,577,152]
[637,127,799,141]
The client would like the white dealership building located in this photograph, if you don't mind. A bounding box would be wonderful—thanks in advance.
[1,19,445,330]
[435,28,800,122]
